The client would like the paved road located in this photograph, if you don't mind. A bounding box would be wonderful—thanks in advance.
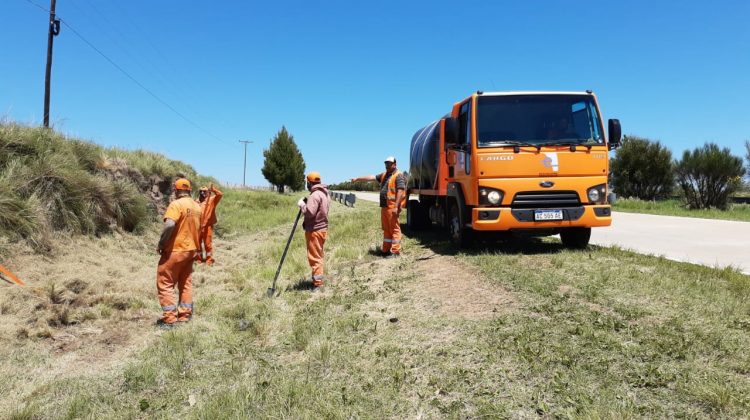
[349,191,750,274]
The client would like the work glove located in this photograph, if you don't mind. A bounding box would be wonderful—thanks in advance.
[297,197,307,209]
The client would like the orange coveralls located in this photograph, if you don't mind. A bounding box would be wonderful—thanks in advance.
[197,187,223,265]
[377,170,406,255]
[306,231,327,286]
[157,196,201,324]
[301,184,330,287]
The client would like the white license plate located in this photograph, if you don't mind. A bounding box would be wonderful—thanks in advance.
[534,210,563,221]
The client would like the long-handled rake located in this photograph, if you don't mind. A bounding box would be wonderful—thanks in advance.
[266,208,303,297]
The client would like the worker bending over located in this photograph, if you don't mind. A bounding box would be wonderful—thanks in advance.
[297,171,330,291]
[196,184,223,265]
[351,156,405,257]
[156,178,202,328]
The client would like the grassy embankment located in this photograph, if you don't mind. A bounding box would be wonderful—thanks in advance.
[613,197,750,222]
[0,122,214,259]
[5,187,750,419]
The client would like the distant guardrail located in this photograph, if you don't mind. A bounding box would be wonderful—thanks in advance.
[330,191,356,207]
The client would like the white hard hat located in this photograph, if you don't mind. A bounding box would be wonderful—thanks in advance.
[384,156,396,163]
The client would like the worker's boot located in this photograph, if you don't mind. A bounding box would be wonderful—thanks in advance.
[206,256,215,266]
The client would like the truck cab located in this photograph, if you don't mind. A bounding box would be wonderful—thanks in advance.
[407,91,621,248]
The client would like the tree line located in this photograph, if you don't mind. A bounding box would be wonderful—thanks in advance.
[262,126,750,211]
[610,136,749,209]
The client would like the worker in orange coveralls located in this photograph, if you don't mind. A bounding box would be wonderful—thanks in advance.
[351,156,406,258]
[196,184,223,265]
[297,171,330,291]
[155,178,201,329]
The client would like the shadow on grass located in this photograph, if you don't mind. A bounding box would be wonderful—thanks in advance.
[402,223,604,257]
[287,278,315,291]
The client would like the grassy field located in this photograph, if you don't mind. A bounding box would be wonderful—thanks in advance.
[3,189,750,418]
[613,197,750,222]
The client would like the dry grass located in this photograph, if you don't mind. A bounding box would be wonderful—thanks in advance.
[2,189,749,418]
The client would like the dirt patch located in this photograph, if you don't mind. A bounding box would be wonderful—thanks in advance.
[407,252,518,320]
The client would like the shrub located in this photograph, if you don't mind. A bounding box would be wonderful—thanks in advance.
[675,143,745,209]
[610,135,674,200]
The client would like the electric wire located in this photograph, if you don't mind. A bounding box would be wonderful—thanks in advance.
[21,0,230,146]
[74,0,204,123]
[23,0,49,13]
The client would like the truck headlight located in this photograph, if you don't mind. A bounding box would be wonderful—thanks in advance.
[587,184,607,204]
[479,187,504,206]
[487,191,501,205]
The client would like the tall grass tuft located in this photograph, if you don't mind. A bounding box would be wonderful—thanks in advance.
[0,121,206,251]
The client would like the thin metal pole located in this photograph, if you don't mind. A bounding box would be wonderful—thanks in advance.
[44,0,59,128]
[239,140,253,187]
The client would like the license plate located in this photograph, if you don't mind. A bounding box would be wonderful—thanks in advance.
[534,210,563,221]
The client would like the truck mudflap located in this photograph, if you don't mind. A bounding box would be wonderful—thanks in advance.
[471,205,612,231]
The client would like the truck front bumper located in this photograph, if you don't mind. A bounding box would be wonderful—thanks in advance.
[471,205,612,231]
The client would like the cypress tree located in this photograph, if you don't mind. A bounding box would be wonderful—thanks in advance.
[261,126,306,193]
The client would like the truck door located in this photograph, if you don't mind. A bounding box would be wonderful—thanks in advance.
[456,100,472,176]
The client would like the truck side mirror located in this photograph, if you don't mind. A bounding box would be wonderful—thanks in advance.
[444,117,459,147]
[608,119,621,150]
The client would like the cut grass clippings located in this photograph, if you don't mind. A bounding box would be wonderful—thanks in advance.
[3,189,749,418]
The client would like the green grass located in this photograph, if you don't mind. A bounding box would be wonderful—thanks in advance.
[7,189,750,418]
[614,197,750,221]
[215,188,306,236]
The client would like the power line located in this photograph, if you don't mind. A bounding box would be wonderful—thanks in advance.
[22,0,230,146]
[24,0,49,13]
[73,0,205,123]
[60,19,230,145]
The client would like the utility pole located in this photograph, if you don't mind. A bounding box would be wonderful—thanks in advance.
[239,140,253,187]
[43,0,61,128]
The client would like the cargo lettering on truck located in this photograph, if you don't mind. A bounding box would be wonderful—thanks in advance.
[479,155,515,161]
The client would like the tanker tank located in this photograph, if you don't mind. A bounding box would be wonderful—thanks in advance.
[408,120,441,190]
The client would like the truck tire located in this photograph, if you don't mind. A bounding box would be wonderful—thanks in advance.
[560,227,591,249]
[449,201,473,248]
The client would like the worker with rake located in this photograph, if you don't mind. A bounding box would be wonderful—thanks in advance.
[297,171,330,291]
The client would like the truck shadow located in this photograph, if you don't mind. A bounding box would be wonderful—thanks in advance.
[403,224,600,257]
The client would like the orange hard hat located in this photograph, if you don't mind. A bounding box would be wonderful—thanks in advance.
[306,171,321,183]
[174,178,192,191]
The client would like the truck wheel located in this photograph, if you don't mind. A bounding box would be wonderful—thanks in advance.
[449,202,472,248]
[560,228,591,249]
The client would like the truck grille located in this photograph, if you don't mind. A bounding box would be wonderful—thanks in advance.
[511,191,581,209]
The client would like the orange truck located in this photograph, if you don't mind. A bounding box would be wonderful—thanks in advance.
[407,91,621,248]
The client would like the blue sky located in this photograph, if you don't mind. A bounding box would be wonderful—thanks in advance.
[2,0,749,186]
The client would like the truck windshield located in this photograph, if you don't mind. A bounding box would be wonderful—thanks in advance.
[476,95,603,147]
